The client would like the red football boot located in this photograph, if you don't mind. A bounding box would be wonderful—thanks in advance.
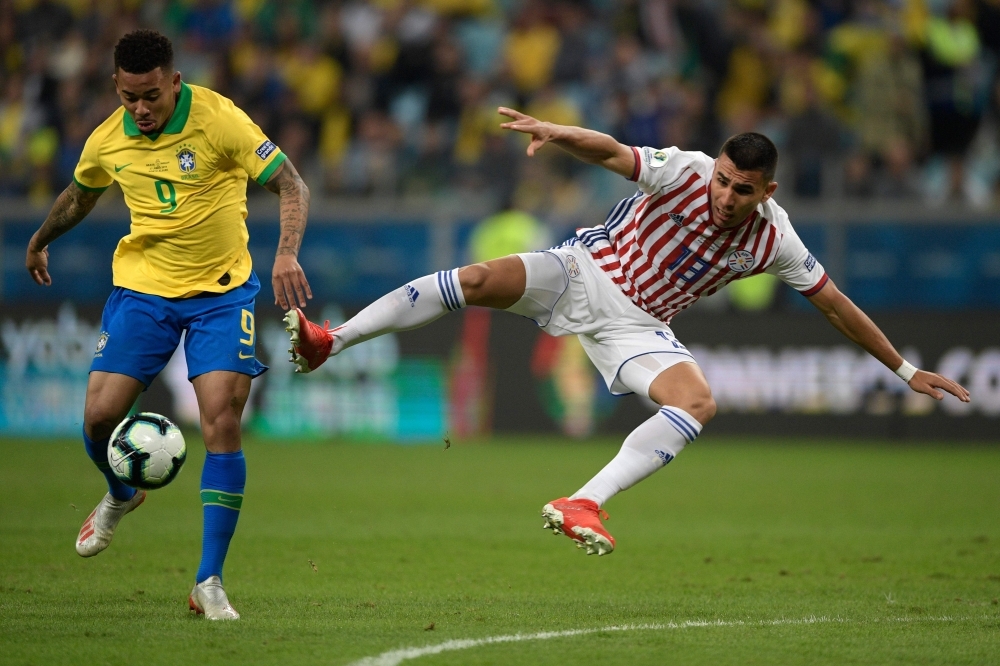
[541,497,615,556]
[76,490,146,557]
[283,308,339,373]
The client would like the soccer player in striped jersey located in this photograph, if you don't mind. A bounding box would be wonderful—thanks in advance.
[25,31,312,617]
[286,108,970,557]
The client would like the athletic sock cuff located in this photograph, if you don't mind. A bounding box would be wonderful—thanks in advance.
[201,450,246,495]
[659,406,702,443]
[82,428,110,464]
[435,269,466,311]
[205,451,245,460]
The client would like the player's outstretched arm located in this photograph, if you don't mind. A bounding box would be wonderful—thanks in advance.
[808,279,970,403]
[26,181,103,286]
[262,159,312,310]
[498,107,636,178]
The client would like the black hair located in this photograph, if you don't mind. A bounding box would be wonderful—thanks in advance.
[114,30,174,75]
[719,132,778,182]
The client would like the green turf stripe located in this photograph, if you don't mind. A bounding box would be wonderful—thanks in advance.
[200,489,243,510]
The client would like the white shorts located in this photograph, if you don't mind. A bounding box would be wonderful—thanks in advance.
[507,244,697,397]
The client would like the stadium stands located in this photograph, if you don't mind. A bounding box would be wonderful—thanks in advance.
[0,0,998,210]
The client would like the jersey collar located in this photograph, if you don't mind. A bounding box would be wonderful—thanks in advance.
[122,81,192,140]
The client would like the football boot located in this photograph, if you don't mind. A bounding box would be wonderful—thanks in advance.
[541,497,615,556]
[75,490,146,557]
[283,307,341,373]
[189,575,240,620]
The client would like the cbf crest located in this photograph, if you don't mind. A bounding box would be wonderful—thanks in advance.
[95,331,109,355]
[727,249,755,272]
[176,144,196,173]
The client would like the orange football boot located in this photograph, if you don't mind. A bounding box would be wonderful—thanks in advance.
[283,308,339,373]
[541,497,615,555]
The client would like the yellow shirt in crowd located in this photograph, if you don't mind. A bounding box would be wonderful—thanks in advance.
[73,82,285,298]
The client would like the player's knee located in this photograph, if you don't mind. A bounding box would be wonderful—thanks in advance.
[690,393,717,425]
[201,411,242,450]
[458,263,490,302]
[675,390,715,426]
[201,400,242,431]
[199,396,245,450]
[83,404,124,440]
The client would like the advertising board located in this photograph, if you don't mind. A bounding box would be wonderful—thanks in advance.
[1,304,995,440]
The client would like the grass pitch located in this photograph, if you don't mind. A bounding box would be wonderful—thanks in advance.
[1,436,998,665]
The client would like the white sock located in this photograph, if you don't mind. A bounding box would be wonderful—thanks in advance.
[570,406,702,507]
[332,270,465,353]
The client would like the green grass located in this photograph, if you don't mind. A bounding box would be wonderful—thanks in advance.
[1,436,999,665]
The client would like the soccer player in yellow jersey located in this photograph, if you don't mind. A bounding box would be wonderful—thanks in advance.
[23,30,311,620]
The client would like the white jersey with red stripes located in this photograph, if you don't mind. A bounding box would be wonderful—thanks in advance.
[569,145,828,324]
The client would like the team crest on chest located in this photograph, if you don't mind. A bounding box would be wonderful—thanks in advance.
[727,249,755,272]
[176,145,196,173]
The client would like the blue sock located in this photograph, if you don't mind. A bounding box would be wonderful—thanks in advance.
[196,451,246,584]
[83,428,136,502]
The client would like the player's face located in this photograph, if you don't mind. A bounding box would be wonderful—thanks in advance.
[710,154,778,228]
[113,68,181,134]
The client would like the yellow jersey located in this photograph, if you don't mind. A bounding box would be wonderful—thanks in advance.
[73,82,286,298]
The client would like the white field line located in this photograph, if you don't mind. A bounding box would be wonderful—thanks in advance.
[348,615,973,666]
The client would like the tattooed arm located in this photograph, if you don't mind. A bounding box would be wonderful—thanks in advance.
[262,159,312,309]
[26,181,103,286]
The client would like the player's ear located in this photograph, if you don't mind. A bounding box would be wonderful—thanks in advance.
[761,180,778,203]
[171,70,181,93]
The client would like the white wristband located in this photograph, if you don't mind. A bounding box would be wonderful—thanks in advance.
[895,360,918,383]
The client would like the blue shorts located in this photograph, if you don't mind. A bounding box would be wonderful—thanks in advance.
[91,272,268,387]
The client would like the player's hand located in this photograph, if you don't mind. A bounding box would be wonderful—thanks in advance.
[26,239,51,286]
[498,107,555,157]
[272,253,312,310]
[908,370,970,403]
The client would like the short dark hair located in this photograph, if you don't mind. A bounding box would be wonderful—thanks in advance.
[719,132,778,183]
[114,30,174,75]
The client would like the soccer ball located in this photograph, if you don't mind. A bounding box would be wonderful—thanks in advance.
[108,412,186,489]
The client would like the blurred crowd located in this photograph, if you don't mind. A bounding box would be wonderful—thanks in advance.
[2,0,1000,214]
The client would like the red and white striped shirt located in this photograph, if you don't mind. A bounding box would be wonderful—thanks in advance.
[571,146,828,324]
